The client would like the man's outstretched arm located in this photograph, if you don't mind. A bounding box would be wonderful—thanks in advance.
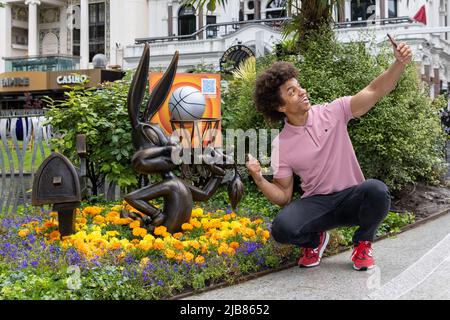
[350,40,413,118]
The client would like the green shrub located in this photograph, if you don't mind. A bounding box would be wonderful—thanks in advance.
[44,72,140,194]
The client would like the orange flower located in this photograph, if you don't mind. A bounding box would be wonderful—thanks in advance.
[93,215,105,225]
[229,242,240,249]
[133,227,148,238]
[154,226,167,236]
[44,220,57,229]
[105,211,120,223]
[173,240,184,251]
[83,206,102,216]
[173,232,183,239]
[181,223,193,231]
[129,220,140,229]
[153,238,164,250]
[49,230,61,241]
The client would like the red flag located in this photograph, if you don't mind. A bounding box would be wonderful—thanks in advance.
[413,5,427,25]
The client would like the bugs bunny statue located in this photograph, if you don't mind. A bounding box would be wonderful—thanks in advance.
[124,43,242,233]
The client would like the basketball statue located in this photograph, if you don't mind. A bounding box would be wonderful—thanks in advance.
[124,43,243,233]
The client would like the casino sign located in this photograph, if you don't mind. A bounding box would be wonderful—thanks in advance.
[220,45,255,73]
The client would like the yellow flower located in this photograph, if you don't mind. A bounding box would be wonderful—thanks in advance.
[138,240,152,251]
[223,214,231,221]
[191,207,204,218]
[129,220,140,229]
[262,230,270,240]
[181,223,193,231]
[154,226,167,236]
[165,249,175,259]
[183,252,194,262]
[49,211,58,218]
[143,234,155,242]
[195,255,205,264]
[106,231,119,237]
[111,205,123,212]
[18,229,30,237]
[140,257,149,268]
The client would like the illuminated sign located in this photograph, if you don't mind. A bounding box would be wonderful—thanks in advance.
[1,77,30,87]
[56,74,88,85]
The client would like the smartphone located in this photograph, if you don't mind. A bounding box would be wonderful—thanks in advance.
[387,33,398,48]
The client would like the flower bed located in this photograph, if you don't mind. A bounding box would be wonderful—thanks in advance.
[0,203,299,299]
[0,201,414,300]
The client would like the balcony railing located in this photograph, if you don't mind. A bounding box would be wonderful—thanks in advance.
[3,55,81,72]
[135,16,418,45]
[135,17,292,44]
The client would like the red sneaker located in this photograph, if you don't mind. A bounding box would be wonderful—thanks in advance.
[351,241,375,271]
[298,232,330,268]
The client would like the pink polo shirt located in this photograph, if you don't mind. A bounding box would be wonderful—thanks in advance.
[271,96,365,198]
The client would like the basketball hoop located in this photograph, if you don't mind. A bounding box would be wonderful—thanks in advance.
[170,117,221,149]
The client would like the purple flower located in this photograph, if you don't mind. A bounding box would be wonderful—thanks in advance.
[31,261,39,267]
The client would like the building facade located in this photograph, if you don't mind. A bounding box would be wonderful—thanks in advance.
[1,1,450,95]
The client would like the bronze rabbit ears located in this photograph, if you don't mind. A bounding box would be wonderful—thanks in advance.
[127,43,180,129]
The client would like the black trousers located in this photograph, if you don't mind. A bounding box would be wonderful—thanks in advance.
[271,179,391,248]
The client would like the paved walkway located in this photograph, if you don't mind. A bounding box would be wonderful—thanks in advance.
[187,212,450,300]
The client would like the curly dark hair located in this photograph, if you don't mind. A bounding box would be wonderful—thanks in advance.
[254,61,299,123]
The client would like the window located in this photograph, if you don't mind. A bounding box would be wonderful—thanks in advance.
[206,15,217,39]
[178,5,196,40]
[72,3,105,61]
[388,0,397,18]
[351,0,376,24]
[266,0,286,19]
[89,2,105,62]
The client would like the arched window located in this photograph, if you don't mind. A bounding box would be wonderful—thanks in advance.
[178,5,196,39]
[266,0,286,19]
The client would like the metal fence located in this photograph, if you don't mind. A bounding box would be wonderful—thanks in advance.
[0,109,121,214]
[0,110,52,214]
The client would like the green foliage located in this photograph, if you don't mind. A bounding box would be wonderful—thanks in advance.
[44,73,139,192]
[222,28,447,193]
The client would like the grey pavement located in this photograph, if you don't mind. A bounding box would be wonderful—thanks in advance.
[186,211,450,300]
